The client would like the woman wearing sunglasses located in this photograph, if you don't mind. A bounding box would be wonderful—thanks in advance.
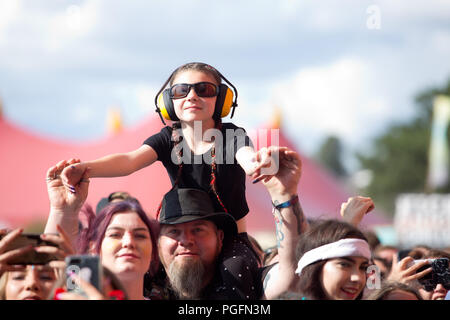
[58,62,274,299]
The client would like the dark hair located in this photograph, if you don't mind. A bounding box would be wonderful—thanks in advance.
[295,219,368,300]
[374,245,398,255]
[245,234,264,267]
[169,62,222,86]
[78,200,160,276]
[363,230,381,251]
[407,245,433,259]
[366,281,422,300]
[420,249,450,260]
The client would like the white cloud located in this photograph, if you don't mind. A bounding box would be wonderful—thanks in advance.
[380,0,450,21]
[134,84,159,114]
[430,30,450,54]
[278,0,304,20]
[44,1,98,52]
[240,57,397,155]
[0,0,22,43]
[276,0,450,33]
[1,0,448,156]
[273,59,368,136]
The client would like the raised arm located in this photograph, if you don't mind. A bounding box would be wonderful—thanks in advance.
[259,147,308,299]
[61,145,158,189]
[44,159,90,249]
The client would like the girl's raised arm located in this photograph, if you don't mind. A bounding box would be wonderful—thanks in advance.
[61,145,158,189]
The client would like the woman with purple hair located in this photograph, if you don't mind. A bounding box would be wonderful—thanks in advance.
[44,159,159,300]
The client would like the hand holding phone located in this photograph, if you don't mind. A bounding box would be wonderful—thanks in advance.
[65,255,103,298]
[0,231,59,265]
[387,253,430,284]
[415,258,450,291]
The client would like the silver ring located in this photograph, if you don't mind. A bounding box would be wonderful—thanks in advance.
[46,174,60,181]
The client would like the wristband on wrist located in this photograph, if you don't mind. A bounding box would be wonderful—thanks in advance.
[272,195,299,210]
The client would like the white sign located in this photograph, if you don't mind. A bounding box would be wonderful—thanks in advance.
[394,193,450,249]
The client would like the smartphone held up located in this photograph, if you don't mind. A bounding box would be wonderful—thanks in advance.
[0,232,59,265]
[410,258,450,291]
[65,255,103,298]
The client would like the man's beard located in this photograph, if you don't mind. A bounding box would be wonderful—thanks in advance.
[166,257,206,300]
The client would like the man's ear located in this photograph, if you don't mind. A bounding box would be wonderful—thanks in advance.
[217,229,224,250]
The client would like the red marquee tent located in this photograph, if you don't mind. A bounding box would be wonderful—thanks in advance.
[0,113,390,241]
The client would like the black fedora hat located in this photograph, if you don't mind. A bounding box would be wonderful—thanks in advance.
[159,188,237,235]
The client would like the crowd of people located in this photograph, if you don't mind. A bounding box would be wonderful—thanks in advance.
[0,63,449,301]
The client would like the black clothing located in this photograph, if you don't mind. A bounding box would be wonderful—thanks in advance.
[143,123,262,301]
[143,122,252,221]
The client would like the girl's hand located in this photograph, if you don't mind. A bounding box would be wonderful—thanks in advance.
[235,147,261,176]
[250,147,282,184]
[47,159,90,213]
[60,161,89,193]
[259,147,302,197]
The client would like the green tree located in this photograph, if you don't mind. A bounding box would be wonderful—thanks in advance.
[356,78,450,216]
[315,135,347,177]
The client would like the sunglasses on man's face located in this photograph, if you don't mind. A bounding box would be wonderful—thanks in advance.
[169,82,219,99]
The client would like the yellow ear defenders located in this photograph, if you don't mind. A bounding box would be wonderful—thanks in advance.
[154,63,238,125]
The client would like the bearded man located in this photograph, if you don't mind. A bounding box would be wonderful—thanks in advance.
[156,147,307,300]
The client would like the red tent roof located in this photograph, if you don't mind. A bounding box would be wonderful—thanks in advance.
[0,115,390,232]
[249,124,391,231]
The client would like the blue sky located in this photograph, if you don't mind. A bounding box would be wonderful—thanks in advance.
[1,0,450,172]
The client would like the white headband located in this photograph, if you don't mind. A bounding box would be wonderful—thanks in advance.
[295,238,371,275]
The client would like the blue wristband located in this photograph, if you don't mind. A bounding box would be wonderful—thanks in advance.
[272,195,299,210]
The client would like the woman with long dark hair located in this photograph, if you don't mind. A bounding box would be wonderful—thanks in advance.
[294,219,371,300]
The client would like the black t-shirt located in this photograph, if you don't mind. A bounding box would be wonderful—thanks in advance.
[143,122,252,220]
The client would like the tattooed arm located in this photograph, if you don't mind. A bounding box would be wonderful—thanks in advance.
[257,147,308,299]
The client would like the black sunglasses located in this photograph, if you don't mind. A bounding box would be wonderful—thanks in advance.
[169,82,219,99]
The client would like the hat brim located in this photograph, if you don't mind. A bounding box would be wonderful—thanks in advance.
[161,211,237,235]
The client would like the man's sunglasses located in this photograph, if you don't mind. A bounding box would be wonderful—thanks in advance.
[169,82,219,99]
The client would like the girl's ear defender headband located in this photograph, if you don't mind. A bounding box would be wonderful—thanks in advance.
[154,63,238,125]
